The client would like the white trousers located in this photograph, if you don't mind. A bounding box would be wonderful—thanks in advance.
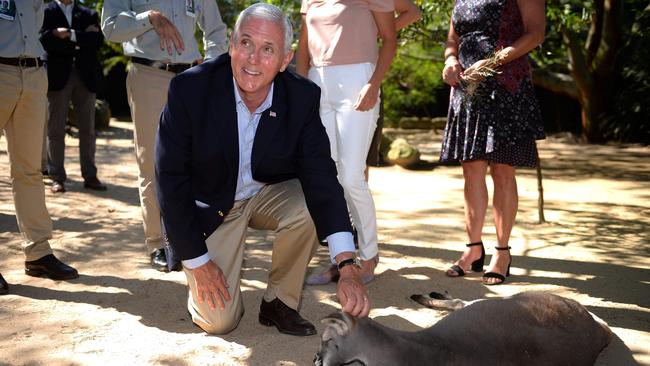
[308,63,379,260]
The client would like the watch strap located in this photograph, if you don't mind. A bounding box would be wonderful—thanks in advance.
[337,258,360,271]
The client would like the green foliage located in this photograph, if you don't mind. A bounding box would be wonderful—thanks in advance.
[398,0,452,52]
[536,0,650,142]
[381,0,451,123]
[531,1,591,71]
[220,0,302,49]
[383,44,444,124]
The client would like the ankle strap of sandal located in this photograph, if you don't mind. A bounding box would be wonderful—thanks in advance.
[495,246,511,250]
[466,241,483,247]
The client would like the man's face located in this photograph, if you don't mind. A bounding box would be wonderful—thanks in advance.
[230,17,293,105]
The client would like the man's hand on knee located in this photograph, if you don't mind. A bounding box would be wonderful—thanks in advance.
[190,260,231,310]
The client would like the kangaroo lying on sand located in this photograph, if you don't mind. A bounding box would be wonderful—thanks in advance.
[314,291,612,366]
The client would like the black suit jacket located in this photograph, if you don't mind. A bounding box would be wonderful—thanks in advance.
[155,54,353,261]
[40,2,103,92]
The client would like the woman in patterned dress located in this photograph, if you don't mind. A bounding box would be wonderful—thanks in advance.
[440,0,546,285]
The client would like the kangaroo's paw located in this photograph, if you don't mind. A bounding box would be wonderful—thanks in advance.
[410,291,466,311]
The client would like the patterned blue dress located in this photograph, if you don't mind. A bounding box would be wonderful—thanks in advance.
[440,0,545,167]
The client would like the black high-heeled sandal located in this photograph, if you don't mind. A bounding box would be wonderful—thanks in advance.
[446,241,485,277]
[482,246,511,285]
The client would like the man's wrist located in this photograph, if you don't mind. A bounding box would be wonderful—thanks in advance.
[334,251,355,264]
[147,10,159,25]
[337,257,361,271]
[335,252,362,278]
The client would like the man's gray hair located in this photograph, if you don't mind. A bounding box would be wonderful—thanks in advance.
[232,3,293,54]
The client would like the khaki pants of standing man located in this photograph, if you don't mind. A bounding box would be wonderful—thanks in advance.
[0,63,54,261]
[125,63,174,252]
[185,179,320,334]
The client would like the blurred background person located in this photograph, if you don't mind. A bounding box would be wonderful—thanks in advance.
[1,0,79,295]
[41,0,107,194]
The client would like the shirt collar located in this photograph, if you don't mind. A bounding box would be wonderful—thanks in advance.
[55,0,74,11]
[232,78,274,115]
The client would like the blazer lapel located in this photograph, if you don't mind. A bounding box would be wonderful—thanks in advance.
[211,68,238,175]
[71,4,82,29]
[51,3,69,27]
[252,74,288,171]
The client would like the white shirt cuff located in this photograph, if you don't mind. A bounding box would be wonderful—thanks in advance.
[136,11,154,30]
[181,253,210,269]
[327,231,356,263]
[70,29,76,43]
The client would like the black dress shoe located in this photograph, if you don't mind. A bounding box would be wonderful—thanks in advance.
[259,298,316,336]
[25,254,79,280]
[0,273,8,295]
[51,181,66,193]
[83,177,107,191]
[150,248,169,272]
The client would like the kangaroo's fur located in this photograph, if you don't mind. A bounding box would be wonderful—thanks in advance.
[314,291,612,366]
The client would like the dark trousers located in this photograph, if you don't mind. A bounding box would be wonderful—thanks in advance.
[46,69,97,182]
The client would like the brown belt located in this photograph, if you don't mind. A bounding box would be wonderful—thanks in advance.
[131,56,197,74]
[0,57,43,68]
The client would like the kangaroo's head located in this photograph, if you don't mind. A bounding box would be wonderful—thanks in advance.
[314,312,366,366]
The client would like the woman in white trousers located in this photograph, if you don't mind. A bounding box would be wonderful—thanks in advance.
[296,0,398,284]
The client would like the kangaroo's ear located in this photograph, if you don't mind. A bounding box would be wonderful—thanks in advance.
[321,312,356,337]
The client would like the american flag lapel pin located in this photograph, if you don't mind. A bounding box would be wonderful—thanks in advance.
[269,110,277,117]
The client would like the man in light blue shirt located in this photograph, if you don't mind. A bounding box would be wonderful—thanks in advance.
[1,0,79,295]
[101,0,228,271]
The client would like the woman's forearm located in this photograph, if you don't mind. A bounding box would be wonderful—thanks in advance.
[369,11,398,87]
[498,0,545,64]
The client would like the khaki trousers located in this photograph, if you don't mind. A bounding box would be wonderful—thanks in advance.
[126,63,174,251]
[0,63,54,261]
[185,179,320,334]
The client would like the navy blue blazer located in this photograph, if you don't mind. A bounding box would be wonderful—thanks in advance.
[40,2,103,92]
[155,54,353,261]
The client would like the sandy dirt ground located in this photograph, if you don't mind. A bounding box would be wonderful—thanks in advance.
[0,120,648,366]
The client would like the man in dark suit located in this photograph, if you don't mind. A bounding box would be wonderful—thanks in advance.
[40,0,106,193]
[155,3,370,336]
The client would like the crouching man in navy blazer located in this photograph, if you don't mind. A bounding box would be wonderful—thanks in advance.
[155,3,370,336]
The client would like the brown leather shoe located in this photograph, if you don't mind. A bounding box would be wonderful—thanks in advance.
[83,177,107,191]
[259,298,316,336]
[51,181,66,193]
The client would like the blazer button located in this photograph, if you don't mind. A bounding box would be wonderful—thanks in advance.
[218,211,224,217]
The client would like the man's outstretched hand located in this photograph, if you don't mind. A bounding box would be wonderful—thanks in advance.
[336,262,371,317]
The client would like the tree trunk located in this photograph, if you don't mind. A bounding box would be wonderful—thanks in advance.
[561,0,624,143]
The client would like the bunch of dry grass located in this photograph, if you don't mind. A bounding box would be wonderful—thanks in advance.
[460,49,507,96]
